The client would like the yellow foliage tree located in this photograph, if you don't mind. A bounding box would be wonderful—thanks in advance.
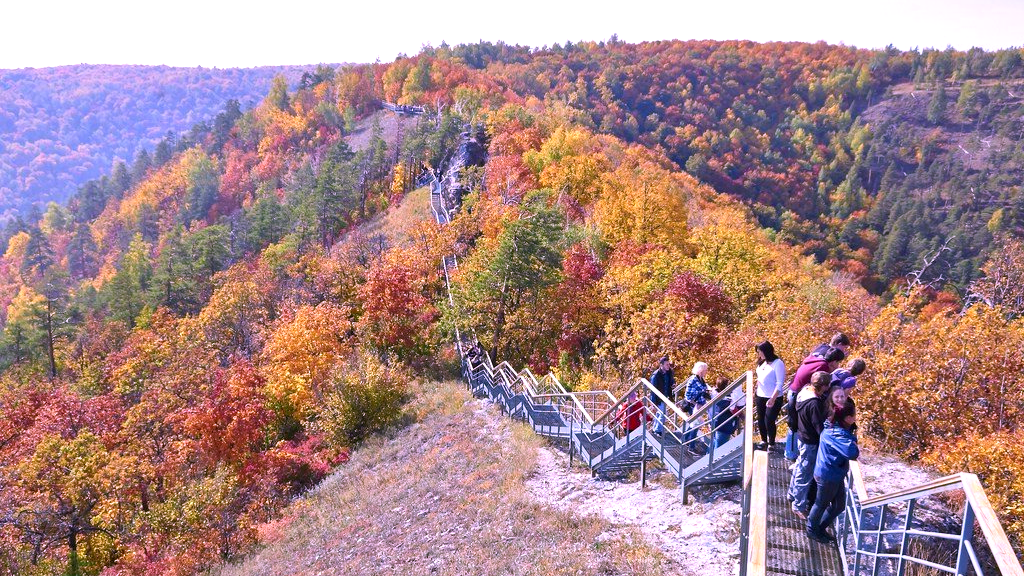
[593,146,689,250]
[260,302,355,420]
[523,126,606,214]
[859,296,1024,457]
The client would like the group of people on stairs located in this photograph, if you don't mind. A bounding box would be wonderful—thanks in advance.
[468,326,861,547]
[646,356,746,455]
[753,332,865,545]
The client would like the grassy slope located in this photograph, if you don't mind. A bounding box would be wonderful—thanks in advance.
[214,381,665,576]
[356,184,433,248]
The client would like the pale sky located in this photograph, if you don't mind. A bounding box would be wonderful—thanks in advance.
[1,0,1021,69]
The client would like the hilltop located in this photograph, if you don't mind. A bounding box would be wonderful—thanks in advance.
[0,40,1023,575]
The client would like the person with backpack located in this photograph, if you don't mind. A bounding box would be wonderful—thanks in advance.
[754,341,786,450]
[788,372,832,519]
[710,377,740,449]
[807,402,859,544]
[650,356,675,435]
[681,362,712,452]
[785,346,845,460]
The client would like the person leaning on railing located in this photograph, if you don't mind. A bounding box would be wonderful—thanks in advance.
[710,377,739,449]
[806,401,859,544]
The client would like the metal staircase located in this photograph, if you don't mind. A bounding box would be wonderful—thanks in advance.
[426,172,1023,576]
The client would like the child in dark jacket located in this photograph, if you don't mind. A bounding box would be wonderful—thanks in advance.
[788,372,831,517]
[710,377,738,449]
[807,402,859,544]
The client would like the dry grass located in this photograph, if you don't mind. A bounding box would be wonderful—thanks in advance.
[214,381,666,576]
[356,185,433,248]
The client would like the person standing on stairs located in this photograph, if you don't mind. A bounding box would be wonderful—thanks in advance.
[710,377,740,449]
[788,371,832,519]
[650,356,676,435]
[784,346,846,460]
[681,361,712,453]
[807,402,859,544]
[754,341,786,451]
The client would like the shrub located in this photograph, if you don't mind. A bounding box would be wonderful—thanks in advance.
[317,353,407,446]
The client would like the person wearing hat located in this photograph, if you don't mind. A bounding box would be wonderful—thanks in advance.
[831,358,866,392]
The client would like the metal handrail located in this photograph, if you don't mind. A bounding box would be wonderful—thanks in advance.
[840,462,1024,576]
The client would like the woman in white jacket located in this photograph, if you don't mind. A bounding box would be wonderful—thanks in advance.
[754,340,786,450]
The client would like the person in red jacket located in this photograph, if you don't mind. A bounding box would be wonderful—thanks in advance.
[615,391,648,434]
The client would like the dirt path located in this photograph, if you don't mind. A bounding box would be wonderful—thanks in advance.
[526,446,743,576]
[524,442,943,576]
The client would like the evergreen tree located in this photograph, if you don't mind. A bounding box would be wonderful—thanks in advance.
[105,235,152,328]
[927,81,948,125]
[311,140,357,246]
[131,149,153,184]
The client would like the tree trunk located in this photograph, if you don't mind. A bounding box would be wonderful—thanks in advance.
[68,526,81,576]
[45,299,57,380]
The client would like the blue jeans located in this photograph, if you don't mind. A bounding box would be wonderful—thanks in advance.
[784,392,799,460]
[654,401,667,434]
[788,440,818,512]
[712,430,732,450]
[807,477,846,536]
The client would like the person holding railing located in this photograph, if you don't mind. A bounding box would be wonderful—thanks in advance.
[788,372,832,519]
[466,340,484,368]
[754,341,786,451]
[681,362,712,454]
[807,401,859,544]
[615,390,648,434]
[710,377,740,449]
[650,355,675,435]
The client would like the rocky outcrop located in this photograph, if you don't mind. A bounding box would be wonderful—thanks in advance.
[440,124,487,212]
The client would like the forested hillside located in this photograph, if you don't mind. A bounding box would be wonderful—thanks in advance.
[439,40,1024,291]
[1,41,1024,576]
[0,64,323,219]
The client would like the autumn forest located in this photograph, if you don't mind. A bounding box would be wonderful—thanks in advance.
[2,39,1024,574]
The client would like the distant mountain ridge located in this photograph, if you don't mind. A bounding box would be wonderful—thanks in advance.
[0,64,326,219]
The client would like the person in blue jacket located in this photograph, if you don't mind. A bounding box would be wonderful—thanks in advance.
[709,377,739,449]
[806,402,859,544]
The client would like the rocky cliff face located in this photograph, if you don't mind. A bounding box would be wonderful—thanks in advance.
[440,124,488,211]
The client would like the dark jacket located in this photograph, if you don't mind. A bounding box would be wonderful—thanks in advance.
[814,423,859,483]
[711,398,738,435]
[796,394,829,445]
[650,367,675,404]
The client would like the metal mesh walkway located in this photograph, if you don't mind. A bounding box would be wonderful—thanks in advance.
[765,451,844,576]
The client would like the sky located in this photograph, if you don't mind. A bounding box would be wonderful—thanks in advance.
[1,0,1021,69]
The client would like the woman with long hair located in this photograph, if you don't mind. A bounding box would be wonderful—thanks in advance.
[754,341,786,450]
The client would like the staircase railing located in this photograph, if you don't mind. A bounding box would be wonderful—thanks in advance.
[839,462,1024,576]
